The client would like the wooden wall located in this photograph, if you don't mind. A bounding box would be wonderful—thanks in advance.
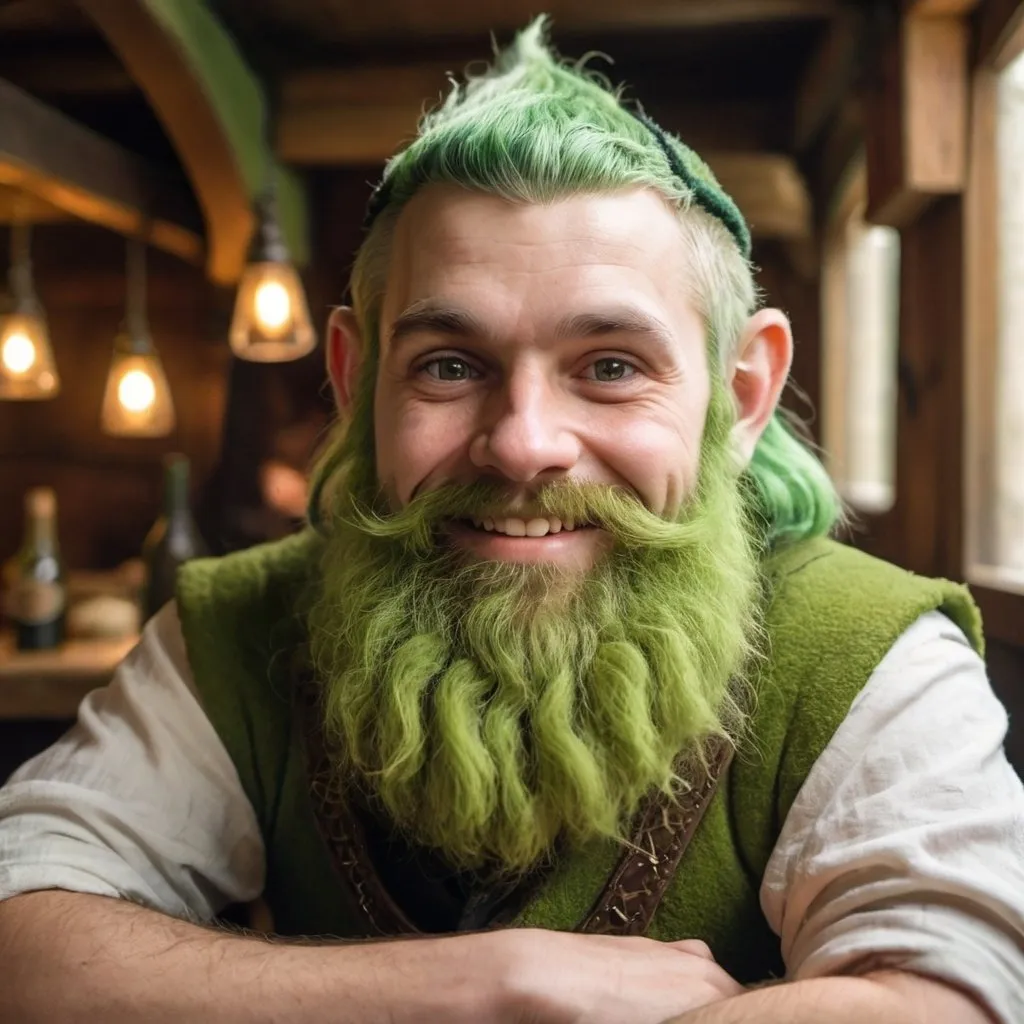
[0,222,231,571]
[755,241,822,441]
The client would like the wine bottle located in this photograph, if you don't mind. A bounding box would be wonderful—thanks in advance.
[141,453,207,620]
[5,487,66,650]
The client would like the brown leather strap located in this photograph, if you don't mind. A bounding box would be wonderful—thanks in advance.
[578,737,734,935]
[298,678,419,937]
[299,672,733,938]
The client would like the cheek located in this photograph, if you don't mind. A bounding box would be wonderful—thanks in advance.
[375,394,478,504]
[592,400,708,517]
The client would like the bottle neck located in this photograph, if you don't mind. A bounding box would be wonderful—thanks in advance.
[163,457,192,522]
[26,509,57,556]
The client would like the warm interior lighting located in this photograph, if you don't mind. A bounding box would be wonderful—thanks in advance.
[100,238,175,437]
[0,218,60,401]
[253,279,292,334]
[229,187,315,363]
[0,312,59,400]
[101,348,175,437]
[230,260,315,362]
[2,331,36,374]
[117,368,157,413]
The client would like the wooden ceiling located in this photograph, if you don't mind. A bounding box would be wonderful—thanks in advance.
[0,0,859,163]
[0,0,877,273]
[212,0,842,98]
[216,0,860,166]
[212,0,842,47]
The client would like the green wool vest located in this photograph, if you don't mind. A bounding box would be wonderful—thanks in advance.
[176,532,982,984]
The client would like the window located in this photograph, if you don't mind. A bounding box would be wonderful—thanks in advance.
[966,43,1024,594]
[991,53,1024,582]
[822,161,901,515]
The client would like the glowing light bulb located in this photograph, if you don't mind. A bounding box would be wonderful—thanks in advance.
[117,368,156,413]
[253,280,292,334]
[2,332,37,375]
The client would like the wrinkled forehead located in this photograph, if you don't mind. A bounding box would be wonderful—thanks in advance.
[380,185,699,342]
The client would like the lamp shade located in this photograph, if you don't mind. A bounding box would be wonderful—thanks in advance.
[1,219,59,401]
[229,260,315,363]
[0,307,59,400]
[100,339,175,437]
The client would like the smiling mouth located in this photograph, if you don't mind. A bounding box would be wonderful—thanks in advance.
[458,515,598,538]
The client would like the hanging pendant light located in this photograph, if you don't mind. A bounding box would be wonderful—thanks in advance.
[0,219,59,400]
[101,237,175,437]
[229,186,315,363]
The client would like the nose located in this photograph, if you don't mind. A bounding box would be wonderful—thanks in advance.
[469,369,581,483]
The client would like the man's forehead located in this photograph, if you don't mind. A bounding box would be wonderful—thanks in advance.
[394,184,682,260]
[382,184,693,328]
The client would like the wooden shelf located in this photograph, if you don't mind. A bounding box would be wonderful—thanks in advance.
[0,634,137,719]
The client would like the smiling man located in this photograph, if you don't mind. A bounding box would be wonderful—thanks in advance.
[2,19,1023,1024]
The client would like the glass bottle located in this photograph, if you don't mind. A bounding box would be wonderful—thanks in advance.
[5,487,66,650]
[141,454,207,620]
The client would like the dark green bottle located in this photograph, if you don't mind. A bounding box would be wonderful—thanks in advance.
[6,487,66,650]
[142,454,207,620]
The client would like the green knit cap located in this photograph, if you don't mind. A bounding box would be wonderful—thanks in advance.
[362,16,752,259]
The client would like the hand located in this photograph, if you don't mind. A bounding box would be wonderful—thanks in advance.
[495,928,744,1024]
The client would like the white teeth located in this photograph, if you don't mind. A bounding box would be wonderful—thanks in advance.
[471,515,570,537]
[563,518,575,531]
[504,518,527,537]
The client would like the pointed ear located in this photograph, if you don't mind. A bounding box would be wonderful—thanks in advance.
[727,308,793,466]
[326,306,364,413]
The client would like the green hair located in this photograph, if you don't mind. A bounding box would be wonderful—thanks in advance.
[312,17,841,546]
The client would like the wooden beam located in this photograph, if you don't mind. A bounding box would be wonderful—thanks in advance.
[534,0,842,28]
[865,13,968,227]
[280,65,790,161]
[0,77,202,261]
[279,63,454,165]
[812,96,865,221]
[705,153,812,241]
[255,0,841,40]
[282,62,809,240]
[903,0,980,14]
[793,9,863,153]
[0,185,69,223]
[976,0,1024,70]
[0,51,134,96]
[79,0,309,284]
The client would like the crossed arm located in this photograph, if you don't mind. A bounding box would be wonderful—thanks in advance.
[665,968,995,1024]
[0,889,996,1024]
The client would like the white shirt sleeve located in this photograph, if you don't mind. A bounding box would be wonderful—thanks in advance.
[762,609,1024,1024]
[3,602,1023,1023]
[0,602,264,921]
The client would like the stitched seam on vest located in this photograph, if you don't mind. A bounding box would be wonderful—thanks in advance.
[297,675,419,937]
[579,737,734,935]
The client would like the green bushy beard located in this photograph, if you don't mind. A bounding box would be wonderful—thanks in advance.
[307,382,763,876]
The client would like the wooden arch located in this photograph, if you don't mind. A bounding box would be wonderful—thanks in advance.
[79,0,308,285]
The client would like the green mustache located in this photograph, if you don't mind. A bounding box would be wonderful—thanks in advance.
[347,479,722,555]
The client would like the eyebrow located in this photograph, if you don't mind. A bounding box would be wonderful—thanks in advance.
[387,302,489,348]
[553,308,676,358]
[387,301,678,359]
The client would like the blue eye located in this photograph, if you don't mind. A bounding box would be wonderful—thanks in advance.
[422,357,478,381]
[590,358,637,382]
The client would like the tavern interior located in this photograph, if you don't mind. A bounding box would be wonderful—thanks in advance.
[0,0,1022,784]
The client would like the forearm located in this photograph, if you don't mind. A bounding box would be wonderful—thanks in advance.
[667,970,994,1024]
[0,890,508,1024]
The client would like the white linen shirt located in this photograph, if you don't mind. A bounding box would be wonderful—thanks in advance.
[1,604,1023,1022]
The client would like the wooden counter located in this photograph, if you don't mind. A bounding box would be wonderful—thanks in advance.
[0,634,137,719]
